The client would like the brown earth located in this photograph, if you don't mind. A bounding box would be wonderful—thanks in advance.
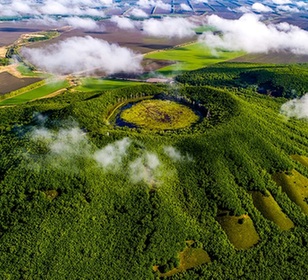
[0,22,50,47]
[24,21,197,54]
[0,71,41,95]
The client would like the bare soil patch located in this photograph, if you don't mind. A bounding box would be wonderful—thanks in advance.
[0,71,41,95]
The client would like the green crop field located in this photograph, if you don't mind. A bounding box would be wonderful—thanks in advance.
[144,42,244,75]
[76,78,144,92]
[0,80,69,106]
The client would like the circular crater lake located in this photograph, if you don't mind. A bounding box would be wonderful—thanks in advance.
[118,99,200,130]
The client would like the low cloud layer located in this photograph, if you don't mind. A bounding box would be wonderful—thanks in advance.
[130,8,148,18]
[280,94,308,119]
[129,152,161,185]
[137,0,171,10]
[252,3,273,13]
[94,138,131,169]
[142,17,196,38]
[21,36,142,75]
[163,146,192,162]
[0,0,109,17]
[29,123,186,186]
[201,13,308,55]
[110,16,136,30]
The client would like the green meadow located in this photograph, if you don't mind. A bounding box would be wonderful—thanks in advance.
[75,78,144,92]
[144,42,244,75]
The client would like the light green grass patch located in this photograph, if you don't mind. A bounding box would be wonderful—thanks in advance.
[272,170,308,215]
[76,78,144,92]
[0,80,69,106]
[251,191,294,230]
[144,42,243,76]
[216,214,259,250]
[17,63,40,77]
[291,155,308,169]
[120,99,199,130]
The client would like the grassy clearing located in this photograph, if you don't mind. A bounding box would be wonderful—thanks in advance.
[216,214,259,250]
[144,42,243,76]
[272,170,308,215]
[76,78,144,92]
[291,155,308,168]
[17,63,40,77]
[120,99,199,130]
[251,191,294,230]
[0,80,69,106]
[155,247,211,277]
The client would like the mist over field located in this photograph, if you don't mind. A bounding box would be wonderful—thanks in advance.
[21,36,143,75]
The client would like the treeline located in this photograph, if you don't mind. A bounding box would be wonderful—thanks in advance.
[176,63,308,98]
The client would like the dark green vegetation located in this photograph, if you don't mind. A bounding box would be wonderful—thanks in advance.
[0,62,308,279]
[0,58,9,66]
[177,62,308,98]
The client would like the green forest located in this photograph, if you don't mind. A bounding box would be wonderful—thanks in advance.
[0,62,308,279]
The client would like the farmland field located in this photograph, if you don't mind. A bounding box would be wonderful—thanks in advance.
[230,52,308,64]
[75,78,144,92]
[144,42,244,75]
[0,80,69,105]
[0,71,41,94]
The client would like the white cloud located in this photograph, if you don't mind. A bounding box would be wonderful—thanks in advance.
[130,8,148,18]
[163,146,192,162]
[137,0,171,10]
[11,0,34,14]
[163,146,183,161]
[277,5,300,13]
[21,36,143,75]
[280,94,308,119]
[201,13,308,55]
[129,152,161,184]
[0,0,108,17]
[110,16,136,30]
[192,0,208,3]
[296,1,308,9]
[94,138,131,170]
[180,3,192,11]
[65,17,100,30]
[235,5,252,13]
[142,17,196,38]
[40,1,70,15]
[272,0,291,4]
[252,3,273,13]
